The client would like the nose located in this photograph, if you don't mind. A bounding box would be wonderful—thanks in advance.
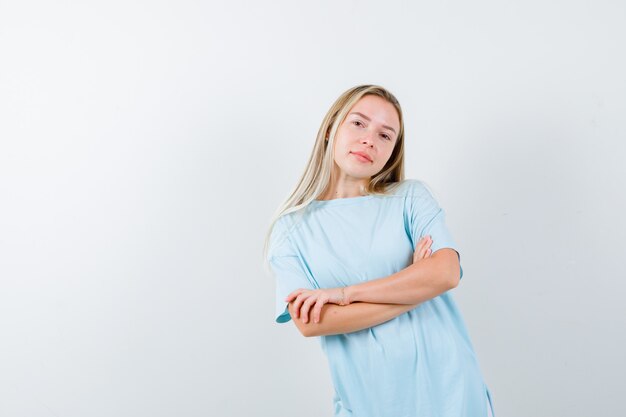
[360,133,374,146]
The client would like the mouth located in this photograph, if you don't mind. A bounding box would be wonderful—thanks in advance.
[351,151,373,163]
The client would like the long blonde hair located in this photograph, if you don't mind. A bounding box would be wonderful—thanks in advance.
[262,84,406,268]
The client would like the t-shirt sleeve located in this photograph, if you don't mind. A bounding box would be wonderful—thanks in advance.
[405,180,464,280]
[267,217,317,323]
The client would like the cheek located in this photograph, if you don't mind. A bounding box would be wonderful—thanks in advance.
[330,141,346,162]
[333,136,351,154]
[334,130,349,144]
[379,144,396,164]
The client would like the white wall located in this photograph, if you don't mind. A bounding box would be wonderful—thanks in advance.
[1,1,624,416]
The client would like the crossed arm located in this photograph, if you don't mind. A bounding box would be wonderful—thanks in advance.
[290,248,461,337]
[289,300,419,337]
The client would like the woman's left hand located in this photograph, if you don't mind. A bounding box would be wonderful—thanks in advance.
[285,287,350,324]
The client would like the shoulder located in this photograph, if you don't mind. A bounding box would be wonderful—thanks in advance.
[398,179,446,212]
[389,178,430,198]
[268,211,304,259]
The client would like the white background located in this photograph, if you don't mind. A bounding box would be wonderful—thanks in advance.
[1,1,625,416]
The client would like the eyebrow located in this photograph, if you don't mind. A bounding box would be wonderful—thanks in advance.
[349,112,397,135]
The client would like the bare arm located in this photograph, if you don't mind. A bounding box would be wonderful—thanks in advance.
[345,248,461,305]
[289,300,419,337]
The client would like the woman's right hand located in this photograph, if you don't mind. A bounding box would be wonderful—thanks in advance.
[413,235,433,263]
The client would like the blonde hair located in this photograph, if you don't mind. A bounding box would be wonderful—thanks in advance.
[262,84,406,269]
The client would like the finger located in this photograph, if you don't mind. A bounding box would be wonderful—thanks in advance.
[419,236,433,252]
[285,289,304,302]
[413,238,426,261]
[313,298,326,323]
[422,235,432,247]
[415,238,428,260]
[418,241,429,258]
[293,293,309,318]
[301,297,317,323]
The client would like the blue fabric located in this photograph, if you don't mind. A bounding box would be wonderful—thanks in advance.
[268,179,495,417]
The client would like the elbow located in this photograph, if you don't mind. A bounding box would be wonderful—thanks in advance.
[294,323,311,337]
[446,263,461,289]
[297,320,316,338]
[298,322,320,338]
[448,274,460,289]
[295,325,313,338]
[288,302,317,337]
[300,319,322,338]
[434,248,461,290]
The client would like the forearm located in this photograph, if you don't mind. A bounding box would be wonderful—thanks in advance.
[345,253,456,305]
[290,300,418,337]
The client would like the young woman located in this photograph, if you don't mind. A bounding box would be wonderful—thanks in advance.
[263,85,496,417]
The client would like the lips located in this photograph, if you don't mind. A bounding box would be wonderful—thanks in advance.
[351,151,373,162]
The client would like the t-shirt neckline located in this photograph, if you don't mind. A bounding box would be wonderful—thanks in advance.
[310,194,374,207]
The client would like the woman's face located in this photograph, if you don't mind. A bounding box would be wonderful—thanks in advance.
[331,94,400,181]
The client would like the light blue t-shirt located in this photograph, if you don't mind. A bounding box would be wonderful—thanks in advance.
[267,179,495,417]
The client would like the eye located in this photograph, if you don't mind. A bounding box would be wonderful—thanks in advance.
[381,134,391,141]
[352,120,364,127]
